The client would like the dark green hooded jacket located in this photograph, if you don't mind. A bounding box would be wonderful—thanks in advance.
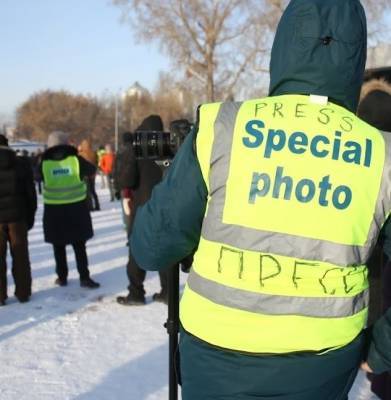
[131,0,391,398]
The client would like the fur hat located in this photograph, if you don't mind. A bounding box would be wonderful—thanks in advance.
[47,131,70,148]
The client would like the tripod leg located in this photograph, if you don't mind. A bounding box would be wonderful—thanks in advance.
[166,264,180,400]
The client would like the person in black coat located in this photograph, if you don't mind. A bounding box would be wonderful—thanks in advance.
[0,134,37,305]
[41,131,100,289]
[358,79,391,400]
[113,131,136,233]
[115,115,168,305]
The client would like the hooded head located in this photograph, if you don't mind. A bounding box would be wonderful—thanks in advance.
[136,115,164,132]
[358,79,391,132]
[47,131,70,148]
[0,134,8,147]
[79,139,92,151]
[269,0,367,112]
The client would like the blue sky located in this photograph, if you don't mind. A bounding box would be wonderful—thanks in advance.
[0,0,169,117]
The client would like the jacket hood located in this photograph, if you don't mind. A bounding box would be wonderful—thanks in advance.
[358,79,391,132]
[269,0,367,112]
[79,139,92,152]
[43,145,77,161]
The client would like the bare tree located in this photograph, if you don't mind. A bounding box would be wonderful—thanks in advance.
[362,0,391,45]
[16,90,116,145]
[114,0,390,102]
[113,0,285,102]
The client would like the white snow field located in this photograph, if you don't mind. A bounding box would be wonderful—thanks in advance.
[0,188,376,400]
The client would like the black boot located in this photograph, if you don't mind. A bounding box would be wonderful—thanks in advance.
[152,291,168,305]
[55,277,68,287]
[117,291,145,306]
[80,277,100,289]
[17,296,29,303]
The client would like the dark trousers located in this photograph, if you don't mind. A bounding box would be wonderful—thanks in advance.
[105,174,115,201]
[86,176,100,211]
[0,222,32,301]
[127,251,167,296]
[35,180,42,195]
[53,241,90,281]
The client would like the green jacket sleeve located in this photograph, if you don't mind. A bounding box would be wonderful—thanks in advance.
[367,219,391,373]
[130,130,207,270]
[367,306,391,373]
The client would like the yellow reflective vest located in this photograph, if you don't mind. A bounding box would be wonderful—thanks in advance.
[42,156,87,205]
[180,94,391,354]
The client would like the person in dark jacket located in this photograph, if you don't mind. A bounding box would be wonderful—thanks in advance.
[116,115,168,306]
[113,131,135,233]
[129,1,391,399]
[78,139,100,212]
[358,79,391,400]
[31,149,43,195]
[0,134,37,305]
[41,131,100,289]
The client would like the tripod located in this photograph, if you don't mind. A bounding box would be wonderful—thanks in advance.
[165,264,180,400]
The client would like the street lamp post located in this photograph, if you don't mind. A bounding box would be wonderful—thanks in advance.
[114,95,119,153]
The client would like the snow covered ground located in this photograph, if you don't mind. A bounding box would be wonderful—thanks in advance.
[0,188,378,400]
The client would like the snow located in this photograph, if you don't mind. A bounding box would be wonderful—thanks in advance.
[0,188,379,400]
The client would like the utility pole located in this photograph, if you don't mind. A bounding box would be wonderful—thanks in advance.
[114,96,119,153]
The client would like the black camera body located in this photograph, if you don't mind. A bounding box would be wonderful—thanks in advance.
[132,119,193,160]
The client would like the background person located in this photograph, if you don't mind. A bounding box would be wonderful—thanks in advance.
[129,1,391,399]
[99,144,115,201]
[41,131,100,289]
[116,115,168,306]
[78,139,100,211]
[0,134,37,305]
[357,78,391,400]
[113,131,135,233]
[31,149,43,195]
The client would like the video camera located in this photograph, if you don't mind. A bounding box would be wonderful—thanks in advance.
[132,119,193,160]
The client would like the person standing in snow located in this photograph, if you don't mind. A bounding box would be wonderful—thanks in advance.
[357,79,391,400]
[41,131,100,289]
[129,1,391,399]
[116,115,168,306]
[99,144,115,202]
[0,134,37,305]
[78,139,100,211]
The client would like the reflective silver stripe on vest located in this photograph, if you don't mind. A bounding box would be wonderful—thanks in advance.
[44,190,86,202]
[201,102,391,267]
[187,269,369,318]
[43,182,85,193]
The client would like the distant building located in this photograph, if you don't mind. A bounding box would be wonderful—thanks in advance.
[124,82,150,99]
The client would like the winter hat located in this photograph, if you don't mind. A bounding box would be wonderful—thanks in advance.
[47,131,69,148]
[0,134,8,146]
[358,79,391,132]
[136,115,164,131]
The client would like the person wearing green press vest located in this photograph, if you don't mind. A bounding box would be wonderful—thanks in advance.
[41,131,100,289]
[130,0,391,399]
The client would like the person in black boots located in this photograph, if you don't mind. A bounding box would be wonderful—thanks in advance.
[116,115,168,305]
[0,134,37,305]
[41,131,100,289]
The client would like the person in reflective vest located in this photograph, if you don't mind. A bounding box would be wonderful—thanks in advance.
[130,0,391,399]
[41,131,100,289]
